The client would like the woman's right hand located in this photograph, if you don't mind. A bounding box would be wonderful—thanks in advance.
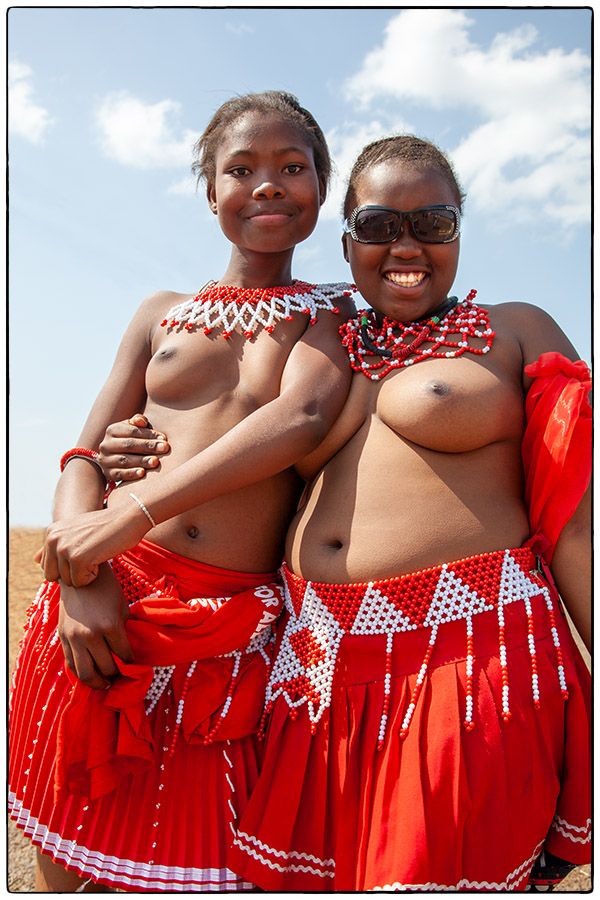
[98,413,170,483]
[58,564,134,689]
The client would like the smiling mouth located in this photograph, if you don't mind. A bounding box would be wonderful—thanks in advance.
[249,212,293,226]
[384,271,428,287]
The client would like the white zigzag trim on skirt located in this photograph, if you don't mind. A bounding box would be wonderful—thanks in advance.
[235,829,335,867]
[370,839,545,892]
[552,815,592,844]
[9,793,254,891]
[232,836,334,878]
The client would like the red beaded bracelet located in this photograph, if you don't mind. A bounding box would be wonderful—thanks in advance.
[60,447,101,472]
[60,447,117,498]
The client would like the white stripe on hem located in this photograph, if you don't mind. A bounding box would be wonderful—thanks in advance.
[9,793,254,892]
[372,839,545,892]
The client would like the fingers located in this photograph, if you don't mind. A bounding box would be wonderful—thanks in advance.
[70,562,100,589]
[60,638,110,690]
[129,413,151,428]
[33,546,43,564]
[73,647,112,690]
[106,626,134,664]
[99,452,167,483]
[41,548,61,584]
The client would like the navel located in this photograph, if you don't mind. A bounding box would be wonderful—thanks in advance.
[326,538,344,551]
[187,525,200,540]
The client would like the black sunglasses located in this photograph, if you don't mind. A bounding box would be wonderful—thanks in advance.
[343,204,461,245]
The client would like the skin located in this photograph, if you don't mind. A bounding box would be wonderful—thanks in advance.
[32,111,353,891]
[108,159,591,653]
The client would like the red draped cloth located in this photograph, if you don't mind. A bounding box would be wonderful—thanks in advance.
[9,540,282,891]
[522,351,592,560]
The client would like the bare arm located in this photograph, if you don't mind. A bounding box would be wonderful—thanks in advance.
[45,292,170,683]
[51,291,164,520]
[42,304,354,585]
[550,487,591,652]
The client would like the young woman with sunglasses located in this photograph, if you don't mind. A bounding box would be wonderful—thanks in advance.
[8,91,356,892]
[224,136,591,891]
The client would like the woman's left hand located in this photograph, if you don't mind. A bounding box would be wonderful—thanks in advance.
[40,505,150,586]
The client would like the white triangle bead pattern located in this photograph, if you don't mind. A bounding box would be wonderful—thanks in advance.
[266,551,569,743]
[350,584,415,635]
[266,579,344,727]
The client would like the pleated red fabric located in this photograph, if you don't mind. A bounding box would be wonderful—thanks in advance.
[229,549,591,892]
[9,540,280,891]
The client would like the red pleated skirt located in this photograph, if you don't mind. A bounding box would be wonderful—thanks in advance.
[229,547,591,891]
[9,541,278,891]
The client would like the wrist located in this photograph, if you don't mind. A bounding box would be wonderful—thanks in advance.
[60,446,117,499]
[128,491,157,530]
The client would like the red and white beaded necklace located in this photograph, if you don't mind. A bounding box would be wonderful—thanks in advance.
[161,280,354,339]
[339,289,495,380]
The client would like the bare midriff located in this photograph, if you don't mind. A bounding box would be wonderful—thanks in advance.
[286,327,531,583]
[107,315,308,573]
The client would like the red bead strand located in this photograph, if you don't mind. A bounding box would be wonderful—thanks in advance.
[340,290,496,380]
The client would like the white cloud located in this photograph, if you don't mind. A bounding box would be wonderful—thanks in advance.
[322,117,413,221]
[8,60,54,144]
[343,10,590,225]
[167,174,198,196]
[96,91,198,169]
[225,22,254,36]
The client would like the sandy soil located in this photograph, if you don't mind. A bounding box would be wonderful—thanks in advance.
[7,529,591,892]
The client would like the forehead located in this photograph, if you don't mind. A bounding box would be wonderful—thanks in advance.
[354,160,457,210]
[217,111,314,159]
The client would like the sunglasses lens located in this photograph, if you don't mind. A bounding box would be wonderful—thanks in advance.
[411,208,457,242]
[354,208,401,243]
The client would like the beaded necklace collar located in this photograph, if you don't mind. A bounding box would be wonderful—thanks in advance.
[161,280,354,339]
[339,289,495,380]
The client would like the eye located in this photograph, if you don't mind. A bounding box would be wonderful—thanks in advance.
[284,164,304,175]
[228,166,250,177]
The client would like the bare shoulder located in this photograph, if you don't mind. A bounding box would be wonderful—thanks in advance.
[486,300,579,365]
[127,288,194,344]
[138,288,193,319]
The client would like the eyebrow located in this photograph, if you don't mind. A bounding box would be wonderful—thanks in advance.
[224,146,311,159]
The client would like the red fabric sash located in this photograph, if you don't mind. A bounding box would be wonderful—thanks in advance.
[55,575,283,800]
[522,352,591,562]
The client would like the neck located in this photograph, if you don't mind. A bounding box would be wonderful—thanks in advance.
[374,295,458,328]
[219,247,295,289]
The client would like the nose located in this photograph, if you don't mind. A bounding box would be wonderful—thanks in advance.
[252,178,285,200]
[388,222,422,257]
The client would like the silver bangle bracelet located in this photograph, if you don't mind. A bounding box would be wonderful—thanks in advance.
[129,492,157,529]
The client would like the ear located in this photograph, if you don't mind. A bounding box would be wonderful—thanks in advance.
[341,233,350,263]
[207,183,218,215]
[318,176,327,207]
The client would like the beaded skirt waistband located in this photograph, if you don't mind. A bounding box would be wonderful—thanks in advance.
[281,547,539,629]
[262,548,569,745]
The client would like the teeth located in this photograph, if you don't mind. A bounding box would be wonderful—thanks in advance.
[385,272,426,286]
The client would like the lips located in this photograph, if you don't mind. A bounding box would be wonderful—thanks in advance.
[248,206,294,219]
[249,213,293,226]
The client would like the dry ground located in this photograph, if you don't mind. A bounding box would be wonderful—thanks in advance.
[7,529,591,892]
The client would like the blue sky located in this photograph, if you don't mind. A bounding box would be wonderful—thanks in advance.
[8,6,591,526]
